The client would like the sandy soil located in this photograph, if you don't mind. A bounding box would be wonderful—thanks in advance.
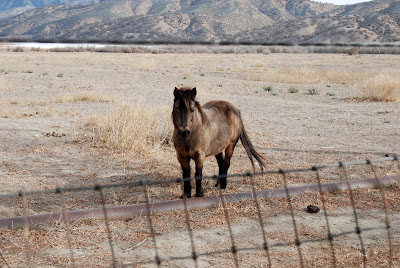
[0,48,399,267]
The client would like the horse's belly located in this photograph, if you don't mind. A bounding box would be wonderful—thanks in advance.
[205,145,226,157]
[204,133,232,157]
[202,103,241,157]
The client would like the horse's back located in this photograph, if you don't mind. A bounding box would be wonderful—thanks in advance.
[203,100,240,117]
[202,100,242,155]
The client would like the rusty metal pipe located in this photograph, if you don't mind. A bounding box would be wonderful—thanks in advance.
[1,174,399,229]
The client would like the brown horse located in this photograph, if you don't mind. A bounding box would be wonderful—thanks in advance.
[172,87,266,198]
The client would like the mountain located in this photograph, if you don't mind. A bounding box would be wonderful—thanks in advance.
[0,0,102,20]
[0,0,399,44]
[237,0,400,43]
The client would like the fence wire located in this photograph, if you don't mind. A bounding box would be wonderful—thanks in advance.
[0,156,399,267]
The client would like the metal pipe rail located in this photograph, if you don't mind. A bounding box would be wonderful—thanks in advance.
[1,174,398,229]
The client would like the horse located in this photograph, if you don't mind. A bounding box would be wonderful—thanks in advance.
[172,86,266,198]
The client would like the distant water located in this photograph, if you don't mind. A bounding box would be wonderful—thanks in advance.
[5,42,121,49]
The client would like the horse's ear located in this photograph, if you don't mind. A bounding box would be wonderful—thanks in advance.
[191,87,197,100]
[174,87,179,99]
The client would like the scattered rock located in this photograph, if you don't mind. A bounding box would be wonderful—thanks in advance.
[44,131,65,138]
[306,204,320,213]
[23,112,38,117]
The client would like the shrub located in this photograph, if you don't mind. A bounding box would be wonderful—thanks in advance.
[288,86,299,93]
[308,88,319,95]
[0,76,11,91]
[327,91,337,97]
[263,86,273,92]
[348,46,360,55]
[352,74,399,102]
[54,92,112,103]
[12,46,24,52]
[86,101,172,155]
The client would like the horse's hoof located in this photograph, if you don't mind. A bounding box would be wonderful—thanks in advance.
[180,192,191,199]
[195,189,205,197]
[216,178,226,189]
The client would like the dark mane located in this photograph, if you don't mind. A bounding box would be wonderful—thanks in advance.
[195,101,205,124]
[175,87,205,124]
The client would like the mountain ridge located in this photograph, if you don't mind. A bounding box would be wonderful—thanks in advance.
[0,0,102,19]
[0,0,399,44]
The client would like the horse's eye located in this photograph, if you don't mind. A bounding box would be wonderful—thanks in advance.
[190,108,195,113]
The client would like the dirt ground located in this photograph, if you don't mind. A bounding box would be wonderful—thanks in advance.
[0,46,399,267]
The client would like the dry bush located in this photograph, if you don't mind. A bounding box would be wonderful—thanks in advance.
[348,46,360,55]
[86,100,172,155]
[30,47,41,52]
[53,91,113,103]
[11,46,24,52]
[240,67,374,85]
[0,76,15,92]
[0,76,6,91]
[352,73,400,102]
[132,56,158,71]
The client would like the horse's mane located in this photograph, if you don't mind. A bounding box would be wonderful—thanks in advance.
[195,101,206,124]
[176,87,206,124]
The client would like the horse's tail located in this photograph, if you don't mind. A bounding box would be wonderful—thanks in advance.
[239,122,266,172]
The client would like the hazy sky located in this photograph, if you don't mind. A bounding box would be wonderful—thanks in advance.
[317,0,371,4]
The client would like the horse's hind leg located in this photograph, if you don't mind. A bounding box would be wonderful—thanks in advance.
[221,142,237,189]
[215,143,235,190]
[215,153,225,188]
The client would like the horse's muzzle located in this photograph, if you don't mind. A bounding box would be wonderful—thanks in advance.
[178,129,191,139]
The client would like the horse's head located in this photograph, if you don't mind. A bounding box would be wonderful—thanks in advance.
[172,87,197,139]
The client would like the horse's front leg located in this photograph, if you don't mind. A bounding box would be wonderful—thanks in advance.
[178,154,191,198]
[194,153,205,197]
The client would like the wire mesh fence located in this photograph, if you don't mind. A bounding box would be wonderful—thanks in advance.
[0,156,399,267]
[1,34,399,267]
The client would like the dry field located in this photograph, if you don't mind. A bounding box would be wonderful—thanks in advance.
[0,46,400,267]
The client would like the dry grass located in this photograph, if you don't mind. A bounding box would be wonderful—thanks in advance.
[0,76,4,91]
[239,66,400,102]
[2,185,399,267]
[1,51,399,267]
[239,67,375,85]
[9,99,20,105]
[53,91,113,103]
[20,44,400,55]
[136,57,158,71]
[352,73,400,102]
[0,76,11,91]
[85,100,172,155]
